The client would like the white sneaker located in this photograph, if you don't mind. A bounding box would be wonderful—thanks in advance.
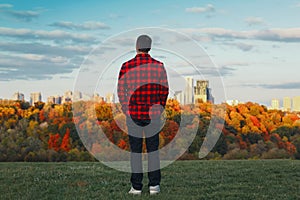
[149,185,160,195]
[128,187,142,195]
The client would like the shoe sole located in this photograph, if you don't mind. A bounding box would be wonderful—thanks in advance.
[150,191,160,195]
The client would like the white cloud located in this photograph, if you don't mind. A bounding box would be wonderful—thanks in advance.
[49,21,110,30]
[0,27,97,43]
[0,4,13,8]
[243,82,300,90]
[0,40,92,81]
[0,53,78,81]
[8,10,40,21]
[16,53,69,63]
[181,27,300,43]
[245,17,266,26]
[109,37,136,46]
[185,4,215,13]
[220,61,249,68]
[0,4,41,21]
[229,42,254,51]
[0,41,91,57]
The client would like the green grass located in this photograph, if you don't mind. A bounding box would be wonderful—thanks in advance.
[0,160,299,200]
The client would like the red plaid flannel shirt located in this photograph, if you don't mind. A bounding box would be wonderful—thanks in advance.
[117,53,169,120]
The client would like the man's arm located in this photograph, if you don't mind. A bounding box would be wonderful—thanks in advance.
[117,65,128,114]
[159,64,169,107]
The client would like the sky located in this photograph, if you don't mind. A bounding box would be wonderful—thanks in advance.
[0,0,300,106]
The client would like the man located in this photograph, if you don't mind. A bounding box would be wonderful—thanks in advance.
[117,35,169,195]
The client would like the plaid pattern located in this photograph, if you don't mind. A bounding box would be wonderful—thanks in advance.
[117,53,169,120]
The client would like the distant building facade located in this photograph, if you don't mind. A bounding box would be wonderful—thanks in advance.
[283,97,291,112]
[194,80,214,104]
[184,76,194,104]
[54,95,62,104]
[271,99,280,110]
[293,96,300,112]
[47,96,55,104]
[174,91,184,105]
[173,79,215,105]
[30,92,42,106]
[12,92,24,101]
[62,90,73,104]
[194,80,208,103]
[47,94,63,105]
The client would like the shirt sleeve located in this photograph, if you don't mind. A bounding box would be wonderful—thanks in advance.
[159,63,169,107]
[117,64,128,114]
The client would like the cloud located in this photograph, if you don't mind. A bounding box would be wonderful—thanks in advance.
[7,10,40,21]
[189,62,248,77]
[173,63,237,78]
[0,41,91,57]
[15,53,69,63]
[244,82,300,89]
[0,53,79,81]
[185,4,215,13]
[0,4,40,21]
[220,62,249,68]
[49,21,110,30]
[245,17,266,26]
[0,40,94,81]
[181,27,300,43]
[216,66,236,76]
[109,37,136,46]
[0,27,97,43]
[0,4,13,8]
[196,65,236,77]
[227,42,254,51]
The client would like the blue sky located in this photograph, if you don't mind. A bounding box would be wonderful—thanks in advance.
[0,0,300,105]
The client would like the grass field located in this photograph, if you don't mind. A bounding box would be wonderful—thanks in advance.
[0,160,299,200]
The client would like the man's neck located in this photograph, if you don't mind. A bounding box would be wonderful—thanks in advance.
[136,51,149,55]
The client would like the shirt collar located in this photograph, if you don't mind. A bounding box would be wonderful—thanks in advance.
[135,53,151,58]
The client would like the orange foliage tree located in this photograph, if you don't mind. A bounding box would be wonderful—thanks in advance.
[60,128,71,152]
[48,133,61,151]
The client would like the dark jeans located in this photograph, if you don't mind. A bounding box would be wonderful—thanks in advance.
[126,118,161,190]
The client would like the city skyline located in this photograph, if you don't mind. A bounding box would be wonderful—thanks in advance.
[1,1,300,105]
[5,87,300,111]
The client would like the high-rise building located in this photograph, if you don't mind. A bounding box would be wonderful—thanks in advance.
[47,96,55,104]
[194,80,214,104]
[30,92,42,106]
[283,97,291,112]
[48,95,62,104]
[106,93,115,103]
[54,95,62,104]
[271,99,280,110]
[62,90,73,104]
[174,91,184,105]
[207,88,214,103]
[293,96,300,112]
[194,80,208,103]
[184,76,194,104]
[12,92,24,101]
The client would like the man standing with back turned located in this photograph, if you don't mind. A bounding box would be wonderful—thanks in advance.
[117,35,169,195]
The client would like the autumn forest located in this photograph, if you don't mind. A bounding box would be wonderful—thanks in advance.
[0,99,299,162]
